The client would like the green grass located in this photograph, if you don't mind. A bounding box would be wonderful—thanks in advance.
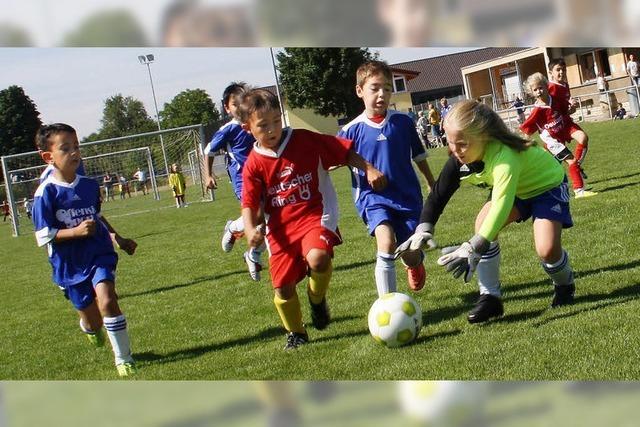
[1,119,639,380]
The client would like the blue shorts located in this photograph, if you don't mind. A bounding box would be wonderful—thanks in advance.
[60,266,116,310]
[362,205,419,244]
[431,124,441,137]
[228,167,243,200]
[514,180,573,228]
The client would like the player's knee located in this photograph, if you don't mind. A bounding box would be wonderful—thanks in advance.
[275,284,296,300]
[536,245,561,264]
[307,251,331,272]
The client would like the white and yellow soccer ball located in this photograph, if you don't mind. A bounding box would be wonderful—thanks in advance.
[367,292,422,347]
[397,381,486,426]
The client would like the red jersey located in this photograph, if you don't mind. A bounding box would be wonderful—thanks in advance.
[242,128,352,252]
[547,80,572,116]
[520,103,572,143]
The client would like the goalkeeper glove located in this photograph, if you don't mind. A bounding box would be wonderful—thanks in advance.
[394,222,437,259]
[436,235,490,283]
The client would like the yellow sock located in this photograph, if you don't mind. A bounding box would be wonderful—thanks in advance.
[308,263,332,304]
[273,292,305,333]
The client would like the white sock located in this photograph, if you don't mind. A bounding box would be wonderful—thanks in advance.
[477,241,502,297]
[249,246,262,264]
[229,216,245,233]
[175,199,181,208]
[103,315,133,365]
[375,252,397,296]
[542,250,574,287]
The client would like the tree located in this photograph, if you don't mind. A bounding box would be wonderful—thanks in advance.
[0,85,42,157]
[159,89,220,130]
[276,48,377,120]
[95,94,157,140]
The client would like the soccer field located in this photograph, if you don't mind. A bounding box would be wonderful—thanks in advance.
[1,119,639,380]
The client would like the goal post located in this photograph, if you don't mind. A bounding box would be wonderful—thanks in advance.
[1,124,209,237]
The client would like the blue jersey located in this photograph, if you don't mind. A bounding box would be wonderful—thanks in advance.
[39,161,86,183]
[204,119,255,199]
[33,175,117,287]
[338,110,427,217]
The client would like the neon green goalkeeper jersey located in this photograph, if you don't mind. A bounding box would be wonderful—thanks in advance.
[460,140,565,241]
[169,172,186,196]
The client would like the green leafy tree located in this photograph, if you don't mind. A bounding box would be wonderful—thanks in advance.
[95,94,157,140]
[159,89,220,130]
[0,85,42,157]
[276,48,377,120]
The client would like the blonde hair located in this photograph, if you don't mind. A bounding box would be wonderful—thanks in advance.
[524,72,548,96]
[444,100,534,152]
[356,60,392,87]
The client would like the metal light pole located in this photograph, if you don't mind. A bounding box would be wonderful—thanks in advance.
[138,54,169,177]
[270,48,288,127]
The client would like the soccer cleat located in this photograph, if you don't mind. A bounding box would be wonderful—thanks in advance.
[86,329,105,348]
[467,294,504,324]
[244,251,262,281]
[406,263,426,292]
[221,220,236,252]
[309,297,331,330]
[551,284,575,308]
[116,362,137,377]
[574,189,598,199]
[284,331,309,350]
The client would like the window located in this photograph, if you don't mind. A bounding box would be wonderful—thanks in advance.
[393,75,406,93]
[578,49,612,83]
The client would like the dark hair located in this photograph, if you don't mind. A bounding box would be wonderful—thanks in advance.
[222,81,249,107]
[238,88,280,123]
[35,123,77,151]
[547,57,566,71]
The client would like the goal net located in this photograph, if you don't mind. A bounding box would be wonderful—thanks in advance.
[1,124,210,236]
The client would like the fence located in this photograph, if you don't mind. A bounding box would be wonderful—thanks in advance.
[1,124,210,237]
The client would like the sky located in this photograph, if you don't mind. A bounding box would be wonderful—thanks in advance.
[0,47,475,139]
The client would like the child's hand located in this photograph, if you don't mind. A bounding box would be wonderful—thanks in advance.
[247,225,265,248]
[114,234,137,255]
[367,168,387,192]
[75,219,96,237]
[206,176,218,190]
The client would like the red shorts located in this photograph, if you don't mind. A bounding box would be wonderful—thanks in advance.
[268,227,342,288]
[561,119,583,142]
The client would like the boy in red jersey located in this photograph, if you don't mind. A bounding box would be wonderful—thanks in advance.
[240,89,386,350]
[547,58,596,198]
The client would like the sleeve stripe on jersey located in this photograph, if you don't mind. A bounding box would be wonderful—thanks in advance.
[36,226,57,247]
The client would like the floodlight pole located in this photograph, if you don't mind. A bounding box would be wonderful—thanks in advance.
[139,54,170,178]
[270,48,288,127]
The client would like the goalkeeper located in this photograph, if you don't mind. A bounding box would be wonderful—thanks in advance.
[396,100,577,323]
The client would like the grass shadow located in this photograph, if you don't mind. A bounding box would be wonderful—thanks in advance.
[135,326,284,365]
[595,180,640,193]
[588,171,640,185]
[120,269,246,298]
[334,259,375,272]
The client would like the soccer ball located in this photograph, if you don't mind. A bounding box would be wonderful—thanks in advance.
[397,381,486,426]
[367,292,422,347]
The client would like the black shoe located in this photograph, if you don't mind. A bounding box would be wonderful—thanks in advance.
[309,297,331,330]
[467,294,504,324]
[551,284,575,308]
[284,331,309,350]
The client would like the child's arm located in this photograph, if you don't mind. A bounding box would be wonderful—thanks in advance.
[415,159,435,191]
[204,155,218,190]
[242,207,265,249]
[99,214,137,255]
[346,150,387,191]
[54,219,97,242]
